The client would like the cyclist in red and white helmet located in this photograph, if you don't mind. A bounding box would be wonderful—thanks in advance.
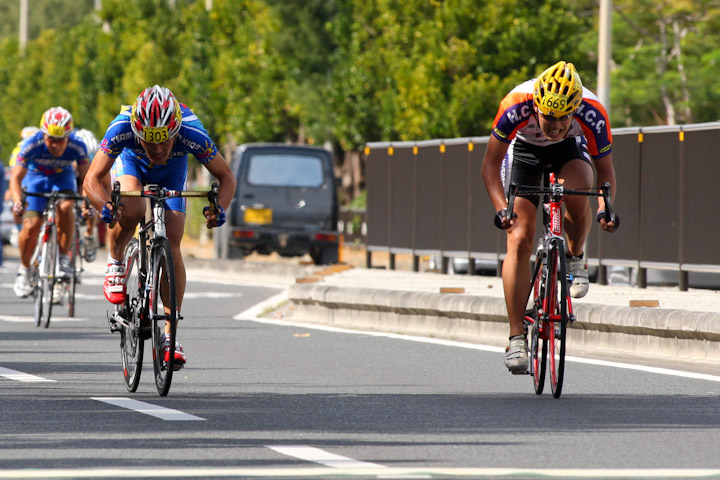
[10,107,93,298]
[83,85,236,369]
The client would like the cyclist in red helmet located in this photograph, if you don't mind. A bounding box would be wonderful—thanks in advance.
[10,107,93,298]
[83,85,236,368]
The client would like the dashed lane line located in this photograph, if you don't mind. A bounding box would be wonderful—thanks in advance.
[268,445,387,469]
[0,366,55,382]
[92,397,205,421]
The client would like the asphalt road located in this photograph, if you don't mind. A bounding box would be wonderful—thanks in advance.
[2,256,720,479]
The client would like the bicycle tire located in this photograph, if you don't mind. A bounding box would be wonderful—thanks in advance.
[545,241,568,398]
[150,237,177,396]
[40,225,57,329]
[121,239,144,392]
[528,255,547,394]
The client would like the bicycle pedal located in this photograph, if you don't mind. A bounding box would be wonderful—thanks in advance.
[106,312,123,333]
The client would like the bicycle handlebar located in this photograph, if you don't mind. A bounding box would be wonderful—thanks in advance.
[22,190,91,212]
[506,180,619,230]
[108,182,220,227]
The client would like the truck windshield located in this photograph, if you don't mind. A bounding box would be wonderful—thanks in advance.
[247,153,325,188]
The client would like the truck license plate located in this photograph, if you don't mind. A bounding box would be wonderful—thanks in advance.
[244,208,272,224]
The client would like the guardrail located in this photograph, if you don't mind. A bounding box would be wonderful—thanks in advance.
[364,122,720,291]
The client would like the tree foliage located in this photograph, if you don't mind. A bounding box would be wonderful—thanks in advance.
[1,0,719,194]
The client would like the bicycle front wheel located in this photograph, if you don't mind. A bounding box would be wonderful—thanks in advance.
[35,226,57,329]
[528,256,547,395]
[150,237,177,396]
[544,241,569,398]
[121,239,143,392]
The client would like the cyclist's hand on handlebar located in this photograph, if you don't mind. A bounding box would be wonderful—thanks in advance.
[596,210,620,233]
[203,205,225,228]
[12,201,25,217]
[81,203,95,219]
[494,208,517,230]
[101,202,123,224]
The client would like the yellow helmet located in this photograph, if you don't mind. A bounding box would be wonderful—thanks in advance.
[533,61,583,117]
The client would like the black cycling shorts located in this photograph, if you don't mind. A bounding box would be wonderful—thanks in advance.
[502,137,592,206]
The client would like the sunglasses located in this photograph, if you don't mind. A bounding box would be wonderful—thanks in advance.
[539,112,574,122]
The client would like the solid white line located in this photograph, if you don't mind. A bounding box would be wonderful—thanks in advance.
[268,445,386,469]
[0,315,90,323]
[236,316,720,382]
[0,366,55,383]
[1,467,720,478]
[92,397,205,421]
[183,292,239,299]
[234,291,289,320]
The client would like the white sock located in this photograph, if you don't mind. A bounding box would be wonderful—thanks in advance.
[107,255,122,265]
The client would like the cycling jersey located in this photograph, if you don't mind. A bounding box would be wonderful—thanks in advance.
[491,79,612,159]
[16,130,89,213]
[99,104,218,212]
[16,130,90,176]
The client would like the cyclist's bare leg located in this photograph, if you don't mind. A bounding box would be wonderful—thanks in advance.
[56,199,75,256]
[108,175,145,262]
[503,197,536,338]
[558,159,594,257]
[18,215,42,268]
[163,210,186,334]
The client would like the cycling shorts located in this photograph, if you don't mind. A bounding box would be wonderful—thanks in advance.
[110,155,189,213]
[502,137,592,206]
[22,171,77,215]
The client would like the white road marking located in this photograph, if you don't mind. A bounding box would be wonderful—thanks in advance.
[92,397,205,421]
[233,291,288,320]
[236,316,720,383]
[183,292,239,299]
[268,445,386,469]
[0,315,90,323]
[1,467,720,478]
[0,366,55,382]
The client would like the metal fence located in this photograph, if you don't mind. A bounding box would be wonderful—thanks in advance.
[364,122,720,290]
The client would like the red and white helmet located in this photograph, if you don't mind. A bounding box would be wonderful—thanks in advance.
[130,85,182,144]
[40,107,74,138]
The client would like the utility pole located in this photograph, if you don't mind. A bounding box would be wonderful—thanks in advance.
[19,0,28,52]
[597,0,612,110]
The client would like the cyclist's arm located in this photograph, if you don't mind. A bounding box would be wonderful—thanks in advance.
[203,151,237,211]
[83,149,115,213]
[593,153,618,230]
[481,135,511,213]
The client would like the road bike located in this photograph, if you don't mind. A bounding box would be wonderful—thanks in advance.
[23,190,89,328]
[109,182,219,396]
[506,174,616,398]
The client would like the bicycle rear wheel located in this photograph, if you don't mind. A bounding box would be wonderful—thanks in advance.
[67,228,81,317]
[121,239,143,392]
[545,241,569,398]
[150,237,177,396]
[528,256,547,395]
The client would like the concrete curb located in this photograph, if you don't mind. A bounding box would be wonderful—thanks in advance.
[287,283,720,363]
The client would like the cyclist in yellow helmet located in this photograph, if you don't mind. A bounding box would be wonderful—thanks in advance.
[481,61,619,374]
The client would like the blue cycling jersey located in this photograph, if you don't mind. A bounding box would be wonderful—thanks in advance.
[99,104,217,168]
[17,130,89,212]
[99,103,218,212]
[16,130,90,176]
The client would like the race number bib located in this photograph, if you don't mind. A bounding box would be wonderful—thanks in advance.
[540,92,568,112]
[142,126,169,143]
